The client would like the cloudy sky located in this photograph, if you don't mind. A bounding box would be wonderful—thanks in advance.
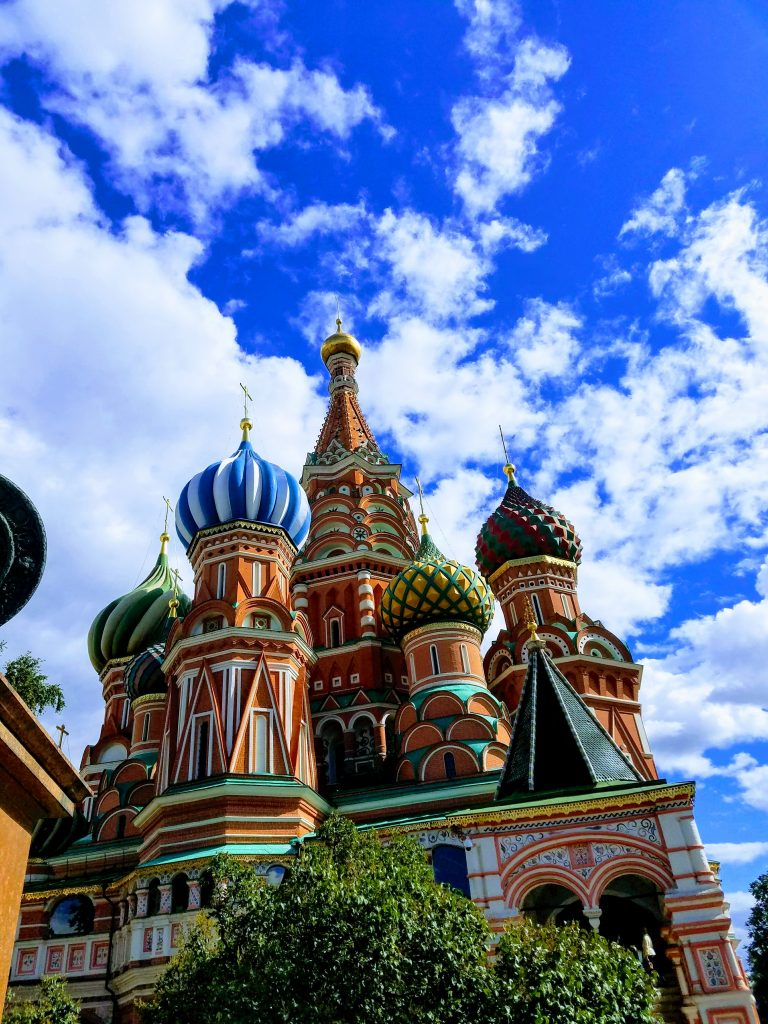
[1,0,767,942]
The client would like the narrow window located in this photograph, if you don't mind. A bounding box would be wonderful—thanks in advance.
[444,751,457,779]
[142,714,151,742]
[459,643,470,675]
[330,619,341,648]
[561,593,573,618]
[510,601,518,626]
[531,593,544,625]
[116,815,126,840]
[121,698,130,729]
[196,720,210,779]
[252,561,261,598]
[430,644,440,675]
[216,563,226,600]
[253,713,268,773]
[409,654,416,682]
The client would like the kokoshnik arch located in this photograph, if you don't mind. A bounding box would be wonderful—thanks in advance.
[8,319,760,1024]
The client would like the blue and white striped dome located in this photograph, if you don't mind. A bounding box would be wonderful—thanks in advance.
[175,431,311,551]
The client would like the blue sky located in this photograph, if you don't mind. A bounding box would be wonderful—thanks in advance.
[1,0,767,944]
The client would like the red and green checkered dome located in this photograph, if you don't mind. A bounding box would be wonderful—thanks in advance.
[475,466,582,579]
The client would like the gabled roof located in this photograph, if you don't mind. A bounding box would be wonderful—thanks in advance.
[497,643,641,799]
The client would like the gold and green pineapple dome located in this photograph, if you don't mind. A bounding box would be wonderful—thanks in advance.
[381,526,494,641]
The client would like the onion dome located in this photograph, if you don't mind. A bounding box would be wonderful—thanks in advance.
[87,534,190,673]
[320,317,362,365]
[175,419,311,551]
[476,463,582,579]
[381,512,494,641]
[125,644,166,702]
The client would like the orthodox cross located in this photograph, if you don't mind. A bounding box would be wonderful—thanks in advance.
[162,496,173,534]
[55,723,69,749]
[498,424,511,466]
[414,477,428,534]
[239,382,253,420]
[169,566,183,618]
[335,294,342,332]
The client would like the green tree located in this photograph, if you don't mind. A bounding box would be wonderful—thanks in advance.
[142,815,495,1024]
[142,815,661,1024]
[747,870,768,1018]
[3,651,65,716]
[3,975,80,1024]
[491,918,659,1024]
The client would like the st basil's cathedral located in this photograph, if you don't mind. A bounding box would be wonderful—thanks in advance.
[7,321,760,1023]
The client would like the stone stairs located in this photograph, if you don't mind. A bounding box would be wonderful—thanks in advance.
[654,982,685,1023]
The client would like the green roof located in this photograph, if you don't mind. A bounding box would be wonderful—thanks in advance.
[497,643,642,799]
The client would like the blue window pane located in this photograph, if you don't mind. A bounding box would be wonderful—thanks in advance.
[432,845,470,898]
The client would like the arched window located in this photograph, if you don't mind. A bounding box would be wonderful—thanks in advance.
[459,643,470,675]
[48,895,94,937]
[432,845,470,897]
[265,865,286,888]
[252,561,261,598]
[444,751,457,779]
[531,593,544,625]
[330,619,341,648]
[430,645,440,675]
[171,873,190,913]
[561,593,573,618]
[146,879,161,917]
[217,563,227,600]
[141,714,150,742]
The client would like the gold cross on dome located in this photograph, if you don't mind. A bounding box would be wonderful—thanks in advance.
[414,477,429,535]
[239,382,253,420]
[162,496,173,534]
[56,723,69,749]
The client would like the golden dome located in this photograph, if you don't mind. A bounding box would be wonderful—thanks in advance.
[321,318,362,365]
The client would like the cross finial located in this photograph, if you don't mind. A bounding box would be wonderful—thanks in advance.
[168,567,183,619]
[163,496,173,533]
[55,723,69,749]
[239,382,253,442]
[523,595,543,646]
[414,477,429,536]
[335,294,342,333]
[499,424,516,483]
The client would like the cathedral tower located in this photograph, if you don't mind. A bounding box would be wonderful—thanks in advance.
[294,320,418,789]
[136,416,324,865]
[477,460,656,779]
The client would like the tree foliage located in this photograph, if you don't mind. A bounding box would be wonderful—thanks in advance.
[143,816,493,1024]
[492,918,659,1024]
[3,651,65,716]
[3,975,80,1024]
[747,870,768,1018]
[141,815,659,1024]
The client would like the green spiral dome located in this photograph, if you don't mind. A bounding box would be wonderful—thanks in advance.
[87,539,189,673]
[381,529,494,642]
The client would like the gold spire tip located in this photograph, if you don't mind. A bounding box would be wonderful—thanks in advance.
[336,315,342,333]
[240,416,252,442]
[503,462,517,483]
[159,531,170,555]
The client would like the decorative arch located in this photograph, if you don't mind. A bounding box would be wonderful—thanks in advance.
[588,857,674,906]
[508,867,590,912]
[315,714,346,737]
[418,743,479,782]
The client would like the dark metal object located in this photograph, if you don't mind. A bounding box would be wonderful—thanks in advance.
[0,473,46,627]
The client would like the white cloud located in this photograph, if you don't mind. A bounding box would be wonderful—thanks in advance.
[509,298,581,379]
[0,0,383,220]
[0,107,325,760]
[456,0,521,70]
[451,37,570,214]
[707,843,768,867]
[256,202,368,248]
[620,168,687,238]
